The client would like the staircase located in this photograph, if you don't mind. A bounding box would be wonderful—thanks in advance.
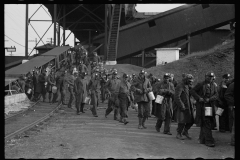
[106,4,122,63]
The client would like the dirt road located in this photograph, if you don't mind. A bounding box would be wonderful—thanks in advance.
[5,102,234,159]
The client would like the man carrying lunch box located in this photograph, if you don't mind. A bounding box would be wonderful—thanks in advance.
[190,72,218,147]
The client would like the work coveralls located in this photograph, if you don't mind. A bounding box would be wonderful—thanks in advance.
[154,81,175,133]
[190,81,218,146]
[118,79,131,124]
[105,77,121,120]
[131,76,152,129]
[100,75,108,103]
[47,73,56,103]
[88,77,101,116]
[67,75,75,108]
[74,76,84,114]
[224,82,234,146]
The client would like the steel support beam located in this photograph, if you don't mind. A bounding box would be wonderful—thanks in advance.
[89,30,91,53]
[63,5,66,46]
[53,4,57,46]
[104,4,108,61]
[58,22,60,46]
[81,5,104,22]
[28,23,53,57]
[29,20,52,22]
[57,6,61,46]
[25,4,28,58]
[58,4,83,21]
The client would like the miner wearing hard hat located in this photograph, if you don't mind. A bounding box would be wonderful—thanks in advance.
[190,71,218,147]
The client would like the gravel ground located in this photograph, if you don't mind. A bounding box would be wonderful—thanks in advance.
[5,101,234,159]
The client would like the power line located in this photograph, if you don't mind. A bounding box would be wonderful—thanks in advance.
[6,9,36,39]
[5,34,34,50]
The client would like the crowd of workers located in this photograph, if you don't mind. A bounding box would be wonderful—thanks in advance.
[11,48,234,148]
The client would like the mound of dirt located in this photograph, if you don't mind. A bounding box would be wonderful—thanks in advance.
[146,39,235,85]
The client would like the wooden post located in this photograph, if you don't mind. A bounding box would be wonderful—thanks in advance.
[141,50,145,67]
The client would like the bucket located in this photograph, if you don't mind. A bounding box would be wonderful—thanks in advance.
[216,107,224,116]
[148,91,155,100]
[205,107,213,116]
[84,96,91,104]
[27,88,32,94]
[155,95,164,104]
[52,86,57,93]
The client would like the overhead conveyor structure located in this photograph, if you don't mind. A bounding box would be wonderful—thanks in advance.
[92,4,235,63]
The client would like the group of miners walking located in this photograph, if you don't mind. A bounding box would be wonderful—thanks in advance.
[15,49,234,148]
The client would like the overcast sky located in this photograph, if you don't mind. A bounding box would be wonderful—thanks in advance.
[4,4,185,56]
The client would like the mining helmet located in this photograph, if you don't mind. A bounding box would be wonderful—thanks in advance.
[123,73,129,79]
[185,74,194,82]
[139,69,145,75]
[163,73,171,79]
[222,73,230,79]
[205,72,215,77]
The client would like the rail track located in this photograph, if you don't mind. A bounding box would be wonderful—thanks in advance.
[5,101,62,142]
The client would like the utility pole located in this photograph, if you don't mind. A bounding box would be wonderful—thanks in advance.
[25,4,29,58]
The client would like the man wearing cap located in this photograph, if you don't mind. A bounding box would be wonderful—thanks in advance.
[131,69,152,129]
[100,73,108,103]
[74,72,84,115]
[217,73,231,132]
[47,70,56,103]
[80,72,89,113]
[105,70,121,120]
[88,72,101,117]
[92,52,101,65]
[190,72,218,147]
[224,81,234,146]
[175,74,195,140]
[59,70,68,105]
[154,73,175,134]
[118,73,131,125]
[67,71,76,108]
[37,70,47,102]
[78,61,88,75]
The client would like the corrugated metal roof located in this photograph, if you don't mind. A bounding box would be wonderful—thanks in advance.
[5,56,55,77]
[41,46,71,56]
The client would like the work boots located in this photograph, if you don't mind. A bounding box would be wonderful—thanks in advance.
[176,133,185,140]
[182,130,192,140]
[142,117,147,129]
[138,118,143,129]
[119,117,124,123]
[123,118,129,125]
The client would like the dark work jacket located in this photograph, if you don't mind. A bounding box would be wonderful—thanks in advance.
[36,74,46,93]
[174,82,194,123]
[131,76,152,103]
[153,81,175,120]
[190,81,218,126]
[224,82,234,106]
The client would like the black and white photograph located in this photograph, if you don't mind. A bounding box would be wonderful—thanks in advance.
[5,3,235,159]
